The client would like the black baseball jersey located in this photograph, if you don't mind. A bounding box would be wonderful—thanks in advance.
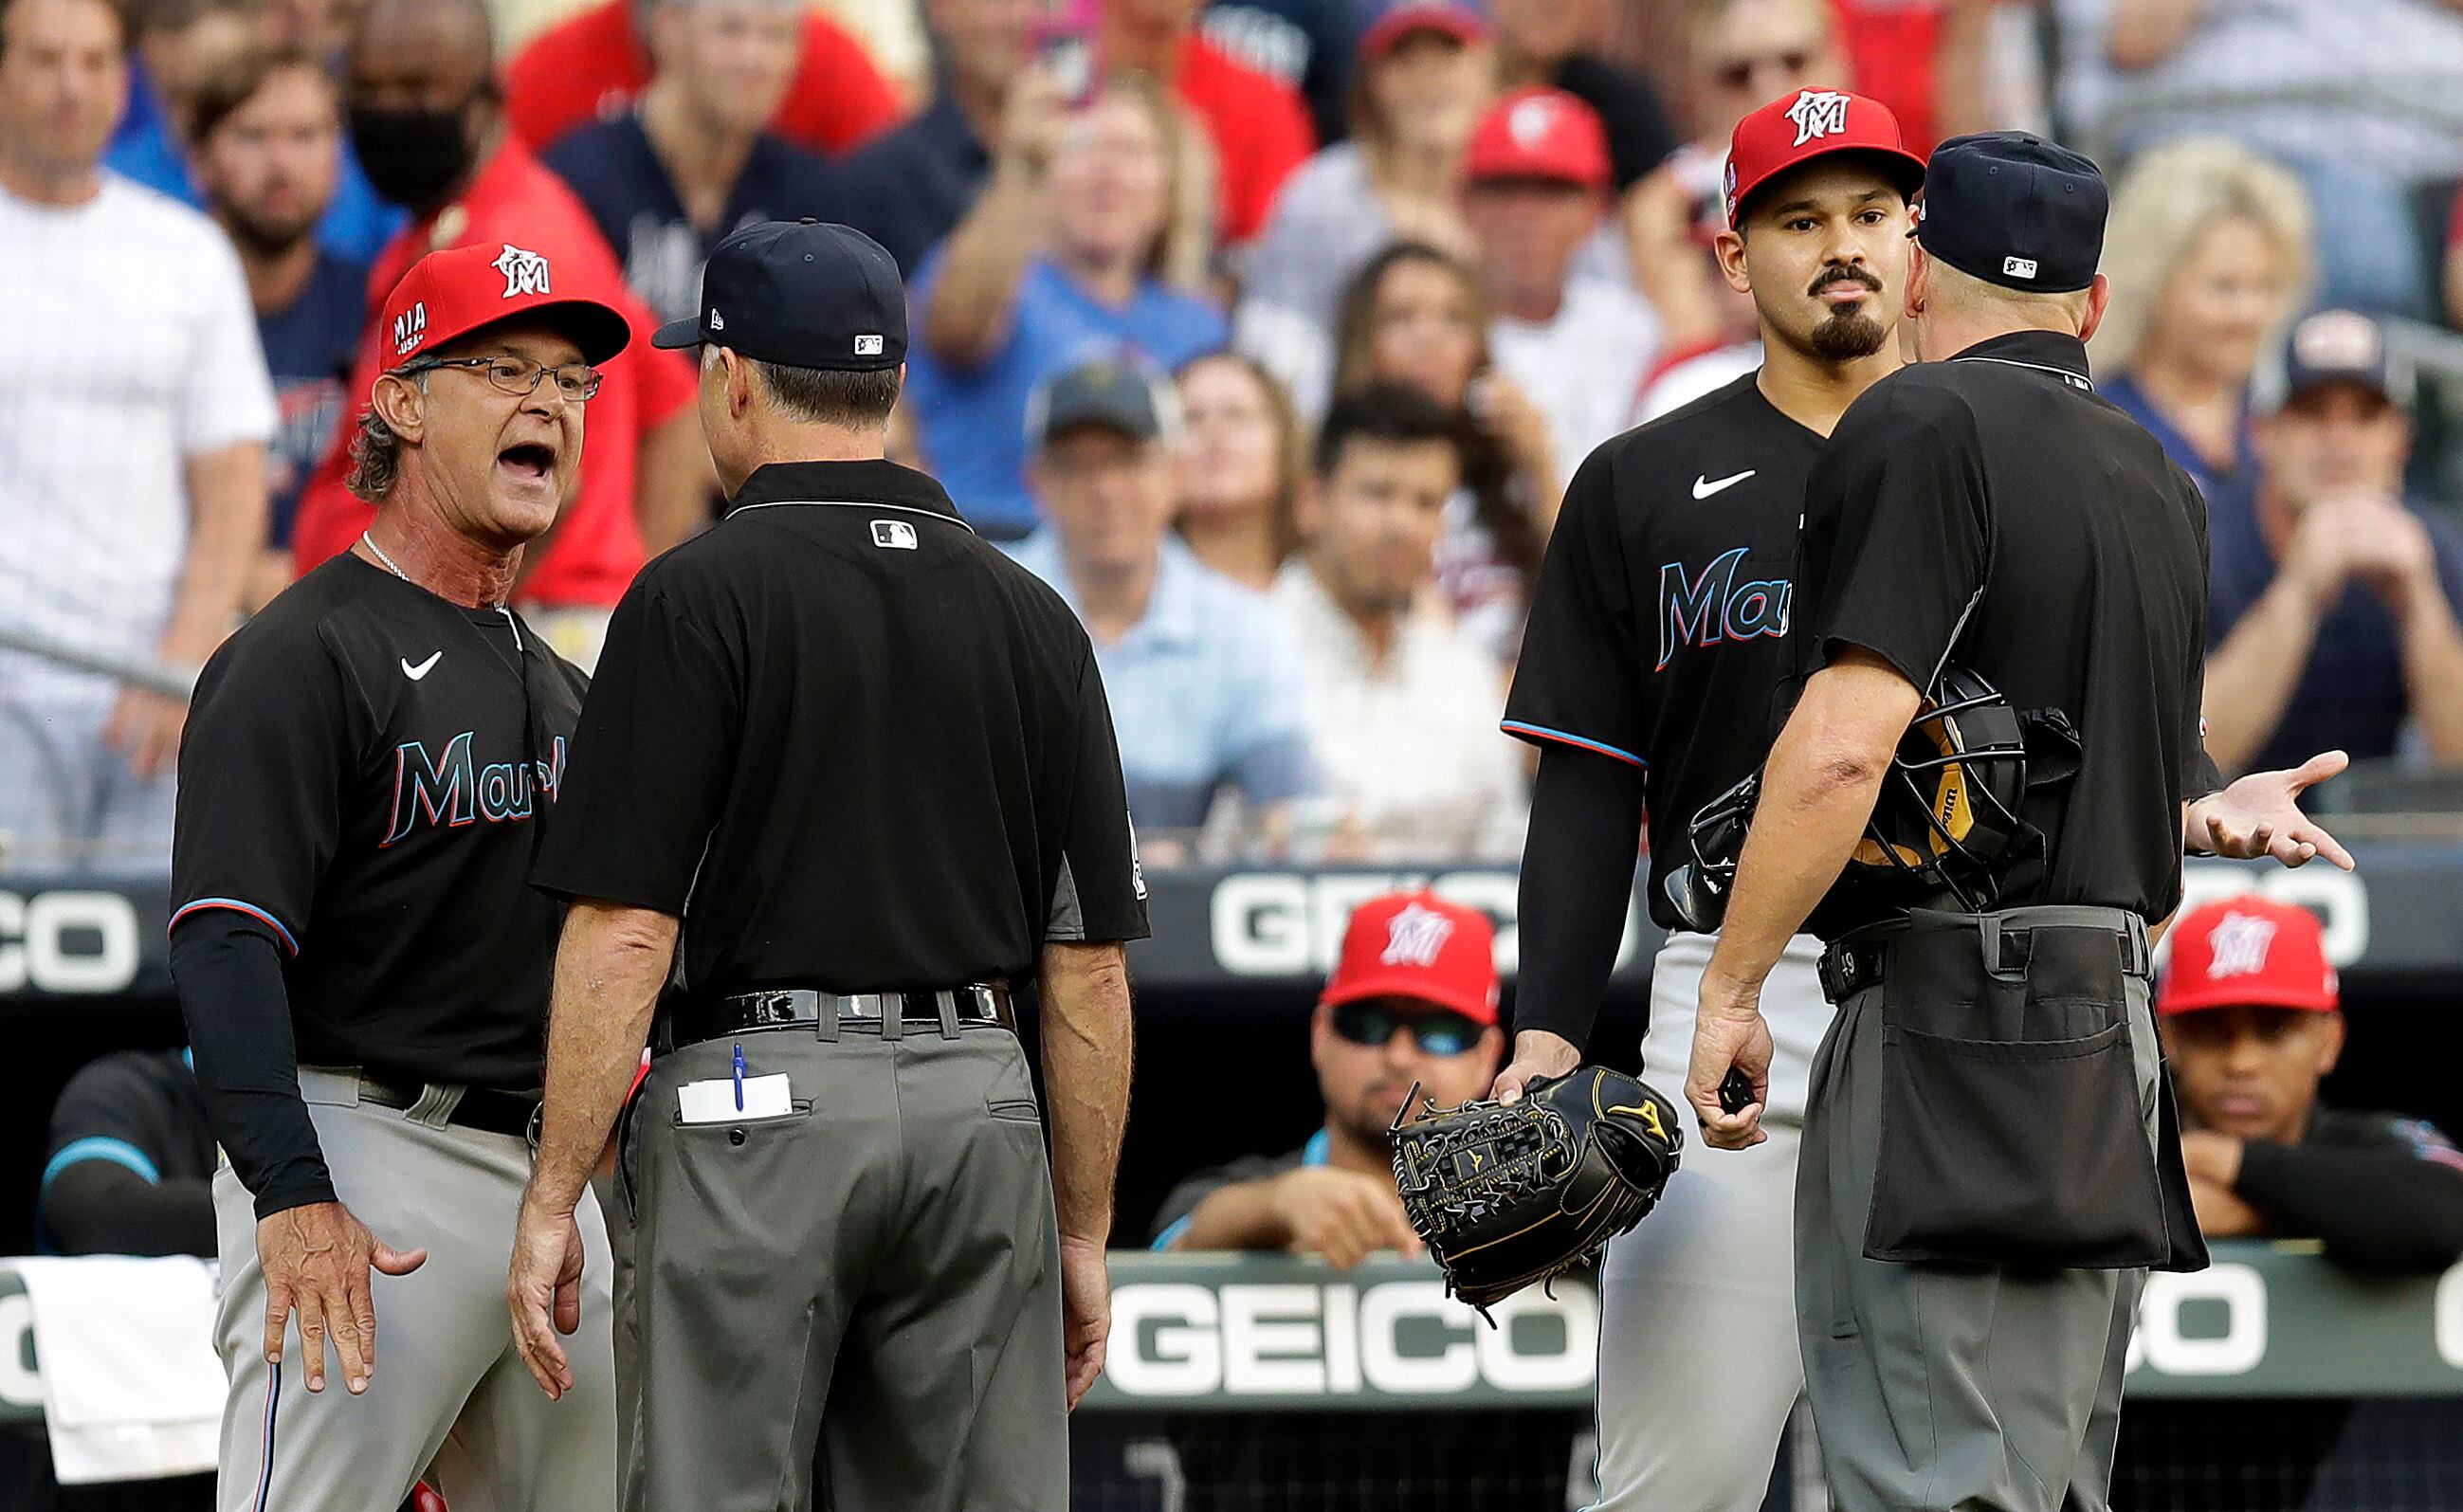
[172,553,588,1087]
[1795,330,2211,933]
[1505,373,1816,930]
[39,1048,217,1253]
[533,459,1150,1002]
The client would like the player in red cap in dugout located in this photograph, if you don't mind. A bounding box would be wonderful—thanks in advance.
[2161,896,2463,1270]
[1148,890,1504,1266]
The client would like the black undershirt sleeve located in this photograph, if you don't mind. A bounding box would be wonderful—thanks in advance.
[2235,1138,2463,1271]
[170,912,338,1220]
[1512,743,1649,1052]
[42,1162,216,1258]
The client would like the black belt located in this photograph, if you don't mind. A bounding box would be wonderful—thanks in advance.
[667,983,1013,1051]
[356,1077,542,1143]
[1817,909,2151,1002]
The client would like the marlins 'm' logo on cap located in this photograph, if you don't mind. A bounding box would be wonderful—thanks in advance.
[493,244,552,299]
[1380,902,1456,968]
[1784,89,1852,147]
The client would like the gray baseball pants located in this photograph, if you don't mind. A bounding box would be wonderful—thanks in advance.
[1796,917,2162,1511]
[619,1021,1067,1512]
[210,1068,616,1512]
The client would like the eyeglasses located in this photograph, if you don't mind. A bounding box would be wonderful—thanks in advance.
[402,355,604,401]
[1330,1002,1482,1057]
[1715,48,1814,89]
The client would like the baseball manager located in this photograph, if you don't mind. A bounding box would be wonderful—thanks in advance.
[505,220,1145,1510]
[1686,135,2354,1511]
[171,241,624,1511]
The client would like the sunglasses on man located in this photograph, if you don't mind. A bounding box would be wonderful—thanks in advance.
[1330,1001,1484,1058]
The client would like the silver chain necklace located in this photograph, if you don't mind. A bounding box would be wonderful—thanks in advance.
[360,531,411,581]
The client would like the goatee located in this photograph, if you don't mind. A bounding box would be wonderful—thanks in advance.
[1811,310,1888,362]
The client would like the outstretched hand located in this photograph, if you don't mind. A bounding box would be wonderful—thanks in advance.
[2190,750,2354,870]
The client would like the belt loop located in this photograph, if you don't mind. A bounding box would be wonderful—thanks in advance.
[406,1083,461,1130]
[817,993,841,1044]
[2123,914,2152,978]
[878,993,904,1042]
[936,990,960,1039]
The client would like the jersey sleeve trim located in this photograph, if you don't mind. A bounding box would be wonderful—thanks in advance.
[1149,1213,1195,1251]
[40,1137,161,1193]
[1499,720,1647,769]
[170,899,301,955]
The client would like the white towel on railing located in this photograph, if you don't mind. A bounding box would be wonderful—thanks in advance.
[13,1256,223,1484]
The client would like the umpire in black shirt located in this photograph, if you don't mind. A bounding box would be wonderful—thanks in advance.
[1682,137,2355,1512]
[506,220,1148,1511]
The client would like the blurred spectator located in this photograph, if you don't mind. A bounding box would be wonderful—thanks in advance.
[100,0,401,264]
[832,0,1033,278]
[1465,86,1660,471]
[1200,0,1365,148]
[1006,356,1314,858]
[502,0,900,158]
[1331,242,1552,662]
[192,46,366,609]
[2161,896,2463,1271]
[1236,3,1488,390]
[39,1048,214,1255]
[1488,0,1674,191]
[910,74,1227,537]
[1174,350,1304,590]
[2093,138,2311,526]
[1618,0,1850,363]
[1150,889,1501,1258]
[1273,384,1523,861]
[1100,0,1314,246]
[0,0,273,869]
[542,0,838,328]
[287,0,702,667]
[2202,309,2463,775]
[2052,0,2463,319]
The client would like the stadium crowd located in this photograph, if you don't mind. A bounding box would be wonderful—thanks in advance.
[7,0,2463,874]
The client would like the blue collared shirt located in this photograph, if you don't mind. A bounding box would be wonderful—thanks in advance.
[1006,532,1317,833]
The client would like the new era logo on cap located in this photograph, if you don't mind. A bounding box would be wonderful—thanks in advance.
[854,334,885,356]
[492,244,551,299]
[1784,90,1852,146]
[709,308,724,331]
[2003,256,2038,280]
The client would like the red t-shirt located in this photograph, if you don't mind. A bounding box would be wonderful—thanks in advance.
[1174,33,1313,246]
[289,139,699,608]
[502,0,903,155]
[1832,0,1944,153]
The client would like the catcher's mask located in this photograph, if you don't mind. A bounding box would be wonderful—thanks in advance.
[1665,664,2039,929]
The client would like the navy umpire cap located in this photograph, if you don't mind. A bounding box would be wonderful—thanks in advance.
[1917,132,2107,294]
[652,218,906,371]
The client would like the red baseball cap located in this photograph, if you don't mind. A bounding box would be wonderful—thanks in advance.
[1724,86,1925,228]
[375,241,632,383]
[2159,896,2340,1016]
[1359,3,1487,64]
[1321,891,1500,1025]
[1466,87,1611,192]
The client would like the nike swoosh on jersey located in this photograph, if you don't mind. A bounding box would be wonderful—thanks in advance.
[1692,469,1757,499]
[401,652,442,681]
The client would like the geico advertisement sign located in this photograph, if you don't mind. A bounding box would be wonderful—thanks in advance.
[0,891,140,993]
[1104,1280,1596,1398]
[1208,871,1646,978]
[2174,864,2369,966]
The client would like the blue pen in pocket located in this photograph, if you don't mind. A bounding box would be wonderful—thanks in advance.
[732,1043,745,1112]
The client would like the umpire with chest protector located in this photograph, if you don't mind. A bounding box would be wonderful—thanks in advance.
[502,220,1147,1510]
[1682,136,2356,1511]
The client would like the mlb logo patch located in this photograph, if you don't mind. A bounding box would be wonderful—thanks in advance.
[869,519,918,550]
[2003,256,2039,280]
[854,334,885,356]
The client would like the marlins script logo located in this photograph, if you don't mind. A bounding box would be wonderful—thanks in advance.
[494,243,552,299]
[1785,89,1852,146]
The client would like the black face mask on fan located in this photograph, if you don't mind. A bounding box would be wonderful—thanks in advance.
[348,86,487,212]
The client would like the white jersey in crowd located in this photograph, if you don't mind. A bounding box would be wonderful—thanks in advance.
[0,173,276,708]
[1488,278,1661,473]
[1270,560,1527,863]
